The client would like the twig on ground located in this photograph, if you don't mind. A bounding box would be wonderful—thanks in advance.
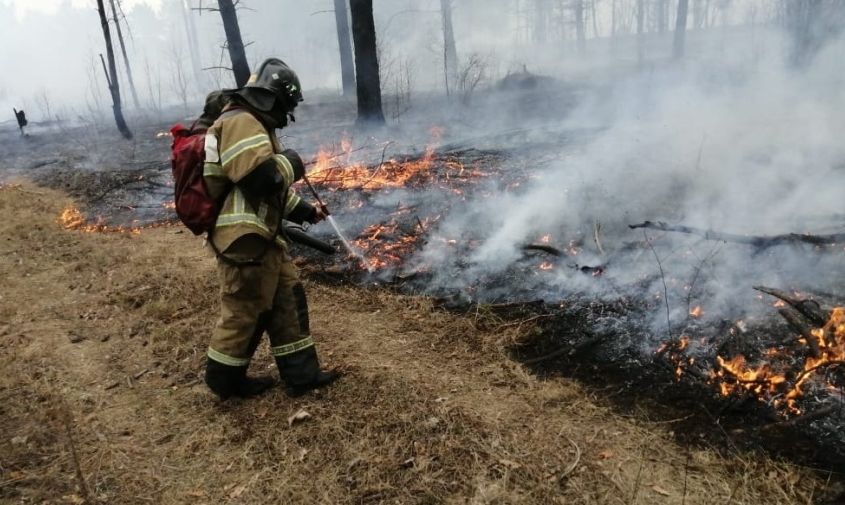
[594,220,605,256]
[643,230,672,340]
[61,404,92,504]
[559,435,581,479]
[360,141,393,189]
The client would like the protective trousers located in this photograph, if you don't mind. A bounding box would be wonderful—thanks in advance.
[207,236,321,387]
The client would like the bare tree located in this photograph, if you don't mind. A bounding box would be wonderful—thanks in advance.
[169,43,190,115]
[673,0,690,59]
[182,0,207,92]
[441,0,459,96]
[95,0,132,139]
[533,0,548,43]
[108,0,140,109]
[658,0,669,32]
[574,0,586,55]
[349,0,385,125]
[217,0,250,87]
[786,0,845,66]
[333,0,356,96]
[637,0,645,64]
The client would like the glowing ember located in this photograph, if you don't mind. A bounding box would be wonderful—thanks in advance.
[538,262,554,271]
[689,306,703,318]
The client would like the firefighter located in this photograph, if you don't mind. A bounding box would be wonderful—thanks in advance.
[13,108,27,136]
[202,58,340,399]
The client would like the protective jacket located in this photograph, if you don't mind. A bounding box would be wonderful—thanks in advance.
[202,105,313,253]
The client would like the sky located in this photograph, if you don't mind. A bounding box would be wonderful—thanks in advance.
[1,0,162,20]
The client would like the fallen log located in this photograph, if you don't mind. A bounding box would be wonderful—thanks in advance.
[628,221,845,249]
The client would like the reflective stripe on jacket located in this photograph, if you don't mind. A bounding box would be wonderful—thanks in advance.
[203,107,302,252]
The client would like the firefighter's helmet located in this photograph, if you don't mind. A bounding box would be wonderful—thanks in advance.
[238,58,303,114]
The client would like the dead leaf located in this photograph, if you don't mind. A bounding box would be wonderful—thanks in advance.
[597,449,614,460]
[186,490,206,497]
[652,485,671,496]
[228,484,247,499]
[298,448,309,462]
[287,409,312,427]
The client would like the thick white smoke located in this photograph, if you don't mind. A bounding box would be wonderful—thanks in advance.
[411,28,845,338]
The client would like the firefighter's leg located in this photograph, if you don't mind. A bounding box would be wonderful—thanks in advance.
[267,255,340,396]
[205,237,280,399]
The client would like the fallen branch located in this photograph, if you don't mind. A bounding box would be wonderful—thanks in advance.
[761,403,843,432]
[754,286,829,327]
[777,307,821,358]
[628,221,845,249]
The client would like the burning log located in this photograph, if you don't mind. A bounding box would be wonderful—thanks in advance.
[628,221,845,250]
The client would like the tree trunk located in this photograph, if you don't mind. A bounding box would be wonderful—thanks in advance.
[349,0,385,125]
[533,0,547,43]
[182,0,206,92]
[637,0,645,64]
[441,0,459,95]
[96,0,132,139]
[108,0,140,110]
[673,0,690,59]
[217,0,250,87]
[574,0,586,55]
[333,0,356,96]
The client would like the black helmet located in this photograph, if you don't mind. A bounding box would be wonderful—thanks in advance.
[237,58,303,114]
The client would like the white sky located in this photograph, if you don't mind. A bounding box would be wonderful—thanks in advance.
[1,0,162,20]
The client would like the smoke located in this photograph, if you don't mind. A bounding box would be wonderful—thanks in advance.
[410,27,845,340]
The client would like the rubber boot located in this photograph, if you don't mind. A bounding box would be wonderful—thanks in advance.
[275,347,341,397]
[205,358,276,400]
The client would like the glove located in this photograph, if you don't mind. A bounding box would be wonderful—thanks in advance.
[309,204,328,224]
[281,148,305,181]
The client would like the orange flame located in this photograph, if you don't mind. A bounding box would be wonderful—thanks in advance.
[712,307,845,413]
[58,206,174,235]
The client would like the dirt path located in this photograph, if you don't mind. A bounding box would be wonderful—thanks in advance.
[0,181,839,504]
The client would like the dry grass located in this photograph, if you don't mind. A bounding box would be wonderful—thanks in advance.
[0,180,841,504]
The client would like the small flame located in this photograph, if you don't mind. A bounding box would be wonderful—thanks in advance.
[689,306,703,318]
[539,262,554,271]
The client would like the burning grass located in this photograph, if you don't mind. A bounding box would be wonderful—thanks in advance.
[2,181,842,503]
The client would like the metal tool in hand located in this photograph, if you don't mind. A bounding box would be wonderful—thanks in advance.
[302,175,374,273]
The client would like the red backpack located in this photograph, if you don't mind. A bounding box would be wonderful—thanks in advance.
[170,124,220,235]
